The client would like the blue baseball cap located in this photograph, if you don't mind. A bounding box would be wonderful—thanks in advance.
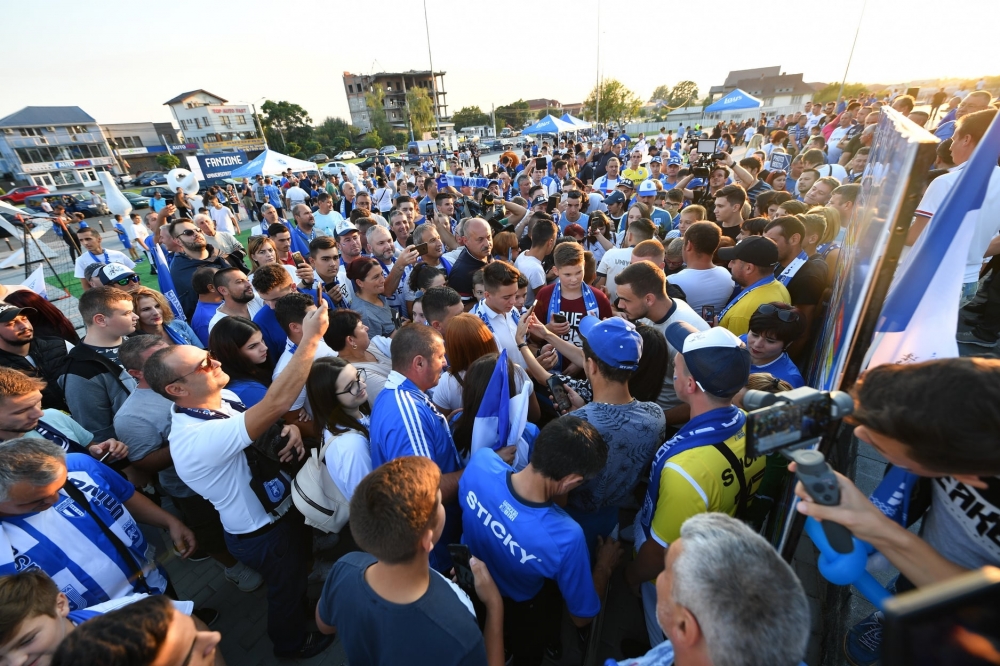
[603,190,626,206]
[667,155,683,166]
[689,178,707,188]
[665,322,750,398]
[650,156,662,164]
[579,316,642,371]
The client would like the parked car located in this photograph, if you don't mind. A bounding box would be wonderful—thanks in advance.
[140,186,175,203]
[0,185,50,204]
[356,155,404,171]
[321,161,362,183]
[378,145,398,155]
[0,209,44,235]
[308,153,329,163]
[334,151,357,160]
[23,192,102,217]
[358,148,379,158]
[136,171,168,186]
[115,173,134,186]
[122,192,150,209]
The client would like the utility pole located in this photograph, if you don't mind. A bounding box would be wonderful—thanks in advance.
[837,0,868,107]
[423,0,441,141]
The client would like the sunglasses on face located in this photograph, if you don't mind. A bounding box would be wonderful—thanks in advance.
[174,229,202,239]
[112,275,141,287]
[756,304,800,322]
[166,351,216,386]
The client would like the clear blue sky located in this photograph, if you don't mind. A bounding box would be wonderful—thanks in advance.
[3,0,997,126]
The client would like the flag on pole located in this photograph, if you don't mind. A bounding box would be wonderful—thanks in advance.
[865,112,1000,368]
[471,350,511,455]
[21,266,48,299]
[151,243,186,322]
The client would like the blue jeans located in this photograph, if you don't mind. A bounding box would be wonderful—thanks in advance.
[224,513,309,653]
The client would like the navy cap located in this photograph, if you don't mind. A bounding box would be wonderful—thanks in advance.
[0,304,34,323]
[603,190,626,206]
[716,236,780,266]
[619,178,635,190]
[666,322,750,398]
[531,195,549,208]
[579,315,642,371]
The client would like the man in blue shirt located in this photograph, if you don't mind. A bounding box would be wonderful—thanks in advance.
[317,455,504,666]
[370,325,462,571]
[0,439,196,609]
[460,416,621,665]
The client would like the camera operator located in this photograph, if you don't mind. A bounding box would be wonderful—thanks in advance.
[675,164,730,221]
[793,357,1000,665]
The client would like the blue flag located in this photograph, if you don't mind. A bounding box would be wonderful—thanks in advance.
[436,174,492,191]
[284,221,312,258]
[866,111,1000,367]
[471,350,510,455]
[152,243,186,322]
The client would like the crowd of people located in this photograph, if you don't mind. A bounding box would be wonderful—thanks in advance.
[0,88,998,666]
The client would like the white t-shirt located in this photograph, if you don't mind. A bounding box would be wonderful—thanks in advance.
[667,266,735,313]
[514,253,546,306]
[813,163,849,183]
[208,300,263,333]
[596,247,633,301]
[742,127,756,142]
[128,221,151,246]
[805,112,824,130]
[209,206,236,234]
[170,390,279,535]
[284,186,309,209]
[73,249,135,278]
[273,338,337,411]
[322,428,372,501]
[641,298,710,412]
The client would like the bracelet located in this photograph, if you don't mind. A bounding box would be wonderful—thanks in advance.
[517,342,529,349]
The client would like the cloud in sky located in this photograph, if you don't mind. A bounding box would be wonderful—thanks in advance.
[2,0,997,126]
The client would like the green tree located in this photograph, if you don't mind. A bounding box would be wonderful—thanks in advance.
[583,79,643,128]
[649,84,671,102]
[155,153,180,170]
[535,107,562,120]
[259,100,312,151]
[494,100,530,133]
[668,81,699,108]
[285,142,302,157]
[313,116,360,151]
[406,87,436,138]
[452,105,490,131]
[302,140,322,156]
[364,85,394,145]
[363,130,382,150]
[812,82,869,103]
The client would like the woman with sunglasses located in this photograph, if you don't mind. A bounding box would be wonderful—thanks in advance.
[131,287,203,347]
[740,302,806,388]
[324,310,392,409]
[346,257,397,337]
[305,356,371,501]
[208,316,272,407]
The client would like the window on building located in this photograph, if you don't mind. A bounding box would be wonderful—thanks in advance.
[349,84,354,93]
[51,171,76,186]
[791,95,803,104]
[18,128,42,137]
[69,125,88,134]
[133,136,142,147]
[764,98,774,106]
[203,117,210,127]
[237,115,247,125]
[194,118,201,129]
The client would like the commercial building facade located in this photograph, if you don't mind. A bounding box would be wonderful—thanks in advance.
[0,106,117,189]
[163,90,266,154]
[100,122,196,174]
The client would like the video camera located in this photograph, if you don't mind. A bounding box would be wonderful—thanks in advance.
[687,139,729,205]
[744,386,856,553]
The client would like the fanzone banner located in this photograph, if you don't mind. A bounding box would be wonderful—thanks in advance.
[195,151,248,179]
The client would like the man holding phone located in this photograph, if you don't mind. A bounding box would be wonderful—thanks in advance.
[368,225,419,318]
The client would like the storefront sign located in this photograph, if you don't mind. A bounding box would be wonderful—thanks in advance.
[195,150,248,179]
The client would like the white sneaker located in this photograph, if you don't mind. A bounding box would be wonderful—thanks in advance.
[224,562,264,592]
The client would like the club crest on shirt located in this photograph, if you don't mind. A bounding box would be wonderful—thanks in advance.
[264,478,286,503]
[56,497,86,519]
[122,519,142,545]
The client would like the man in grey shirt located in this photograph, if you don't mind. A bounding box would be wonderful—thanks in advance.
[195,213,243,256]
[115,336,263,592]
[564,316,666,550]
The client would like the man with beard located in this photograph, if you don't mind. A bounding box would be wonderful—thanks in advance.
[167,219,231,318]
[367,225,419,317]
[0,304,71,411]
[290,203,328,256]
[207,267,262,332]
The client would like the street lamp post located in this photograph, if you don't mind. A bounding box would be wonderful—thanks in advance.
[250,97,270,150]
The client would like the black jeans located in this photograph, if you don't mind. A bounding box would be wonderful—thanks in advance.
[223,512,310,653]
[503,579,563,666]
[973,269,1000,340]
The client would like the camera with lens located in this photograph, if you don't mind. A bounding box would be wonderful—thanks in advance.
[482,192,495,207]
[744,387,855,458]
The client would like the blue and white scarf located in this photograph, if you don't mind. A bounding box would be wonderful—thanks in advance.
[718,275,776,322]
[547,280,600,324]
[776,251,808,286]
[473,299,520,335]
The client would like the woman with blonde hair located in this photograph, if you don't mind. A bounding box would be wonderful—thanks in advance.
[247,234,297,281]
[131,286,202,346]
[432,313,538,420]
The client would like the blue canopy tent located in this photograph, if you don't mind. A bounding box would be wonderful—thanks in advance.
[704,88,763,113]
[560,113,592,130]
[522,114,577,135]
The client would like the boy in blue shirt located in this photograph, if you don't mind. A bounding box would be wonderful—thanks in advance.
[318,456,505,666]
[460,416,622,665]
